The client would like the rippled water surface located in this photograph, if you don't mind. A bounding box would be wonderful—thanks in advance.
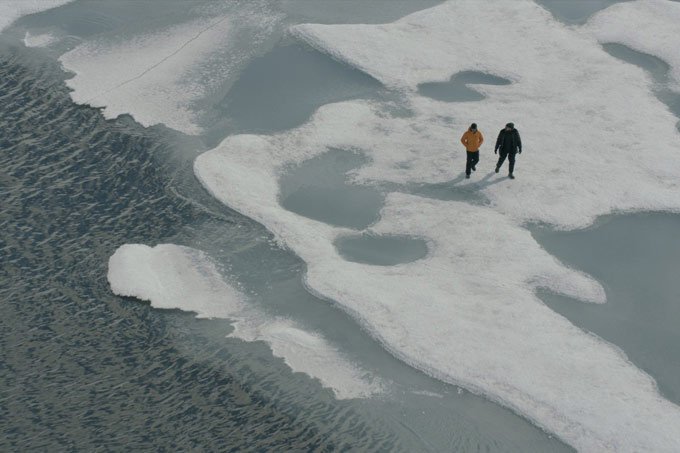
[3,0,680,451]
[0,47,402,451]
[0,26,569,453]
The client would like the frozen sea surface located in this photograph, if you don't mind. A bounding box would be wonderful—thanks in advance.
[3,0,680,451]
[1,2,573,452]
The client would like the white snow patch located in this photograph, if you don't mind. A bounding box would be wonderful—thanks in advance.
[233,318,384,399]
[196,135,680,452]
[23,31,58,48]
[193,0,680,450]
[59,8,281,135]
[290,0,680,230]
[0,0,72,33]
[108,243,244,318]
[108,243,384,399]
[588,0,680,92]
[59,17,232,135]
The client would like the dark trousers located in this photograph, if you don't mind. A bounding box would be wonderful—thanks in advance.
[465,151,479,175]
[496,150,516,174]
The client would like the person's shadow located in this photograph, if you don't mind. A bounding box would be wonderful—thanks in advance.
[465,171,508,189]
[403,171,507,203]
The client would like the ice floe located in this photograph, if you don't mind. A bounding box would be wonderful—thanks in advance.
[108,243,384,399]
[195,130,680,451]
[60,8,281,135]
[193,0,680,450]
[588,0,680,92]
[290,0,680,229]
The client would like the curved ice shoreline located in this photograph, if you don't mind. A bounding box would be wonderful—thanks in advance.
[58,4,283,135]
[26,0,678,449]
[587,0,680,92]
[194,1,680,451]
[108,244,384,400]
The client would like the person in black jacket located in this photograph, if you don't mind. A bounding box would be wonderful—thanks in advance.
[494,123,522,179]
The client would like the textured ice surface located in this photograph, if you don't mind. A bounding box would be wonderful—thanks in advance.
[108,244,383,399]
[0,0,72,33]
[195,131,680,452]
[194,1,680,450]
[291,1,680,229]
[60,17,231,134]
[588,0,680,91]
[60,9,281,135]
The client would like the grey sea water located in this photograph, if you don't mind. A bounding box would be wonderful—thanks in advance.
[2,0,679,451]
[0,5,570,452]
[1,47,389,451]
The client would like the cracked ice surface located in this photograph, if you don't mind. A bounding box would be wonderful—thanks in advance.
[587,0,680,92]
[195,0,680,451]
[108,244,384,399]
[59,9,281,135]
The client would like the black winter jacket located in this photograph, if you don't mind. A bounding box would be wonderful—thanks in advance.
[495,128,522,154]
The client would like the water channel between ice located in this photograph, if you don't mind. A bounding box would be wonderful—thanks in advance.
[4,0,680,451]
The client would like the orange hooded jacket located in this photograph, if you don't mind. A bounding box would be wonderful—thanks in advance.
[461,129,484,152]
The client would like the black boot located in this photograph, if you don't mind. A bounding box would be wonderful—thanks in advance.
[495,166,499,173]
[508,173,515,179]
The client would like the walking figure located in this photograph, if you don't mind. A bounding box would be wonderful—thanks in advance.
[461,123,483,179]
[495,122,522,179]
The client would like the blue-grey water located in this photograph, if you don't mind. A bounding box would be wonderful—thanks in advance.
[335,234,429,266]
[280,150,385,230]
[0,4,572,452]
[212,43,384,137]
[2,0,680,451]
[532,213,680,405]
[601,43,680,131]
[537,0,631,25]
[534,0,680,405]
[417,71,511,103]
[1,46,398,451]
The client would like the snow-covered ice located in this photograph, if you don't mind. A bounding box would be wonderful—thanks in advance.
[588,0,680,92]
[73,0,680,449]
[108,244,384,399]
[59,8,281,135]
[59,17,232,135]
[193,0,680,450]
[291,0,680,229]
[195,130,680,452]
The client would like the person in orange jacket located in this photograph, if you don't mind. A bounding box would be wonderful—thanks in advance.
[460,123,483,179]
